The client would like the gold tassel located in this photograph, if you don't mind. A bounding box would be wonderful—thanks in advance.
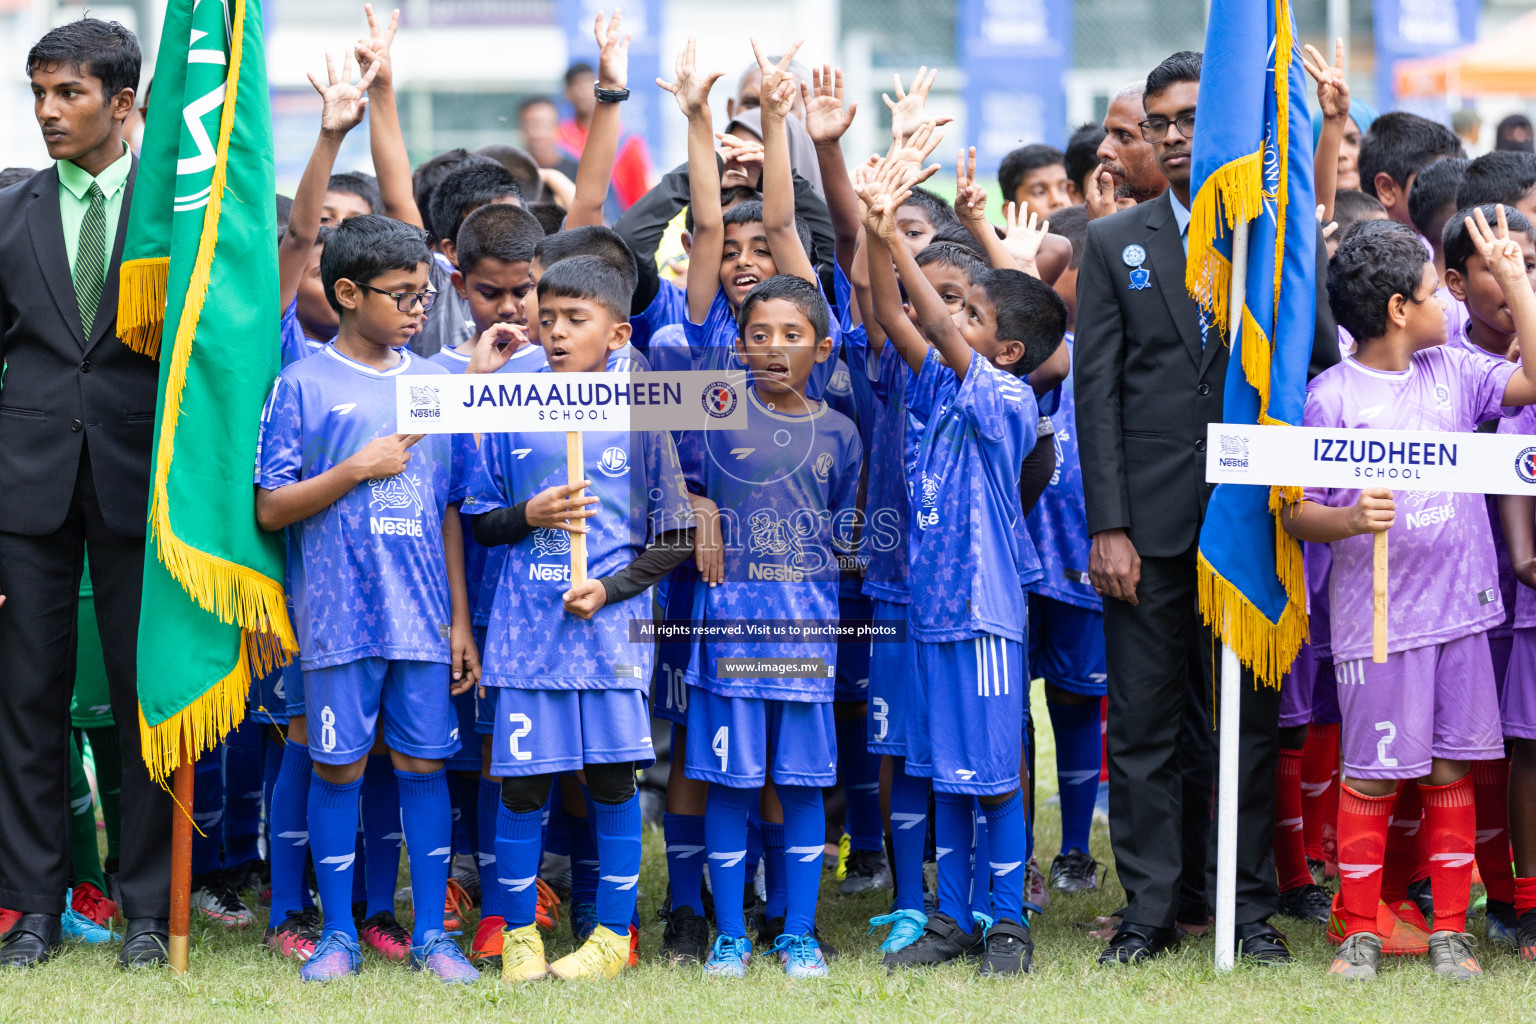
[116,257,169,359]
[1185,150,1264,342]
[1196,553,1309,688]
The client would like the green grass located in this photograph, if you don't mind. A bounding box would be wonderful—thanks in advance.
[4,680,1534,1024]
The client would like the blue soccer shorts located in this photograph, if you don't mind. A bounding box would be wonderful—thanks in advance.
[906,635,1026,796]
[866,598,914,756]
[303,658,461,765]
[683,688,837,789]
[650,573,704,727]
[447,688,482,771]
[281,661,306,720]
[247,667,290,726]
[1027,597,1107,697]
[488,686,655,777]
[472,626,497,737]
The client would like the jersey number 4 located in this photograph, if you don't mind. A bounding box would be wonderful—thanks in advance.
[712,726,729,772]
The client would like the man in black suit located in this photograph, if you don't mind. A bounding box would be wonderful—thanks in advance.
[1075,51,1339,965]
[0,18,171,969]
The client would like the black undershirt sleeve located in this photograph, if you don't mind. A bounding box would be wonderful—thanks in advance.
[470,501,532,547]
[598,527,696,605]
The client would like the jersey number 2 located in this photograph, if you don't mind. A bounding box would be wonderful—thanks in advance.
[507,713,532,761]
[1374,721,1398,768]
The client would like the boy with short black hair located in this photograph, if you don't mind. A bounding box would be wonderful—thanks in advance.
[1283,209,1536,981]
[1409,157,1470,273]
[255,214,480,985]
[1329,189,1389,256]
[322,170,381,225]
[1457,150,1536,221]
[894,185,961,256]
[1357,111,1465,225]
[999,143,1071,224]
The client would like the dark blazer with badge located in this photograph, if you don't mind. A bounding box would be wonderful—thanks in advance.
[1074,190,1337,558]
[0,162,157,537]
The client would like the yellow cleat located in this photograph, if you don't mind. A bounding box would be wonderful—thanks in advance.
[499,923,549,982]
[547,924,630,980]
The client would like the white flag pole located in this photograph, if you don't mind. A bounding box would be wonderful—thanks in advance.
[1213,217,1250,973]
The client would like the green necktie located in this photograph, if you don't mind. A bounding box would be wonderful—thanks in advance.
[74,181,107,335]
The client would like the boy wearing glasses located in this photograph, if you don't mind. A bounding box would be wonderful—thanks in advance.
[254,214,482,984]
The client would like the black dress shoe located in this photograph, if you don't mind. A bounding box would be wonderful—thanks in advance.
[119,918,170,970]
[1233,920,1292,964]
[0,914,61,968]
[1098,921,1180,965]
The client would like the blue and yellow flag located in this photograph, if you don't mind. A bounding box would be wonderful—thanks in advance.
[1188,0,1316,686]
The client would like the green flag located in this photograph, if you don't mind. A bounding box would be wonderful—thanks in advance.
[119,0,295,781]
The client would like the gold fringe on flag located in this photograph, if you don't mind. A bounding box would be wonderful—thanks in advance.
[1197,553,1309,689]
[116,256,169,358]
[1184,149,1264,342]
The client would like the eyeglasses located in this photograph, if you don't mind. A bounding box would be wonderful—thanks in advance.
[1138,114,1196,144]
[353,281,437,313]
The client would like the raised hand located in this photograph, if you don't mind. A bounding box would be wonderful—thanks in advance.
[750,36,804,122]
[954,146,988,225]
[595,9,631,92]
[1003,202,1050,274]
[308,47,379,137]
[353,4,398,91]
[1301,38,1350,122]
[891,120,944,173]
[658,36,724,120]
[883,67,948,143]
[1468,204,1530,288]
[802,65,857,146]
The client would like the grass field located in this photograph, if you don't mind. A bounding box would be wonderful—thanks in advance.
[3,681,1532,1024]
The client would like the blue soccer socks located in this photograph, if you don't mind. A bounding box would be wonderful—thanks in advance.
[308,773,364,939]
[1048,698,1102,856]
[496,802,544,929]
[664,812,707,915]
[705,784,754,940]
[888,762,931,913]
[761,819,787,923]
[777,784,824,940]
[984,790,1028,925]
[269,741,313,923]
[836,715,882,852]
[396,768,452,944]
[933,790,976,934]
[477,776,506,921]
[360,756,402,919]
[592,794,643,932]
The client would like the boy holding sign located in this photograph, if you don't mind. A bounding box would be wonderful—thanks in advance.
[1281,208,1536,981]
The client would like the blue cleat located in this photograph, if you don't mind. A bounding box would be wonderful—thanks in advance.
[570,901,599,945]
[299,931,363,982]
[702,934,752,978]
[409,931,479,984]
[772,933,829,978]
[869,908,927,954]
[60,901,114,944]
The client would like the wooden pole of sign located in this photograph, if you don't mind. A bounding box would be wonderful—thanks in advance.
[567,431,588,583]
[168,744,194,973]
[1372,531,1388,663]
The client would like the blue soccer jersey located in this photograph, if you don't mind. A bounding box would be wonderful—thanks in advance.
[279,297,328,368]
[684,286,840,400]
[629,278,687,356]
[906,350,1040,643]
[843,333,921,606]
[1024,336,1100,612]
[466,415,694,691]
[255,344,462,670]
[679,389,864,702]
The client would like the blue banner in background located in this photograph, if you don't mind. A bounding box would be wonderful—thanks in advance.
[958,0,1071,174]
[1372,0,1480,113]
[561,0,663,166]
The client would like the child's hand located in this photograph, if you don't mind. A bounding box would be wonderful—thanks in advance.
[1468,204,1531,291]
[353,4,398,93]
[1085,166,1117,221]
[954,146,988,226]
[688,494,724,586]
[307,48,379,137]
[802,65,857,147]
[594,9,631,93]
[526,480,598,531]
[658,36,724,121]
[1349,487,1395,536]
[1301,39,1350,122]
[1003,201,1049,276]
[1516,556,1536,592]
[466,322,528,374]
[883,67,948,143]
[349,433,423,480]
[715,132,765,167]
[750,37,804,123]
[449,620,480,695]
[563,579,608,620]
[891,120,944,174]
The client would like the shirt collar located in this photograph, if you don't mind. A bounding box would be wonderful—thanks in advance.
[57,140,131,202]
[1167,190,1191,238]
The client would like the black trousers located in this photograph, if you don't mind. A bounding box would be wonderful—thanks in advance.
[0,445,170,917]
[1103,545,1280,930]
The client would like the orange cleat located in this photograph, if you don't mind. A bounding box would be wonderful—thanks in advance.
[628,923,640,967]
[443,878,471,934]
[536,878,561,931]
[472,914,505,964]
[1325,892,1430,956]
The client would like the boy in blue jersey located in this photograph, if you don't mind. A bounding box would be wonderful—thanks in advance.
[859,160,1068,976]
[678,275,863,979]
[465,256,695,983]
[255,215,481,985]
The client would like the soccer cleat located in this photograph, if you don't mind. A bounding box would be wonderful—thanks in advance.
[702,934,753,979]
[869,908,928,954]
[772,933,829,978]
[757,916,838,960]
[60,904,114,944]
[1276,883,1332,925]
[0,907,20,937]
[1427,930,1483,981]
[70,882,118,927]
[264,908,321,961]
[499,923,549,982]
[628,923,639,967]
[1026,858,1051,911]
[410,932,479,984]
[1517,908,1536,961]
[358,911,411,961]
[191,872,255,928]
[442,878,471,933]
[1328,932,1381,980]
[1048,849,1100,893]
[978,919,1032,976]
[1325,893,1429,955]
[224,858,269,896]
[1308,858,1330,888]
[1485,899,1516,949]
[570,901,598,944]
[471,914,505,968]
[535,878,561,930]
[300,931,364,982]
[882,912,984,970]
[660,904,710,965]
[835,833,850,881]
[548,923,629,980]
[838,848,892,896]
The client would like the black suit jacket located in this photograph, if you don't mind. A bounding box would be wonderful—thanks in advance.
[0,161,158,538]
[1073,191,1338,559]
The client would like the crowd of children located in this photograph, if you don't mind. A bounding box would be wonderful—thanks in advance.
[15,4,1536,988]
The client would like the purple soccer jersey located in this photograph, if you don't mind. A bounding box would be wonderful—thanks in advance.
[255,345,462,670]
[1499,404,1536,630]
[906,349,1041,643]
[1301,348,1518,662]
[679,388,864,702]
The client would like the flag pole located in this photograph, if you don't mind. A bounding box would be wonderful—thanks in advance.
[168,744,194,973]
[1214,217,1251,973]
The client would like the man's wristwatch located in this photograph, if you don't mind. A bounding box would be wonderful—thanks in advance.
[595,85,630,103]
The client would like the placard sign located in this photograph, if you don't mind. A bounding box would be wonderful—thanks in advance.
[394,370,749,435]
[1205,423,1536,496]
